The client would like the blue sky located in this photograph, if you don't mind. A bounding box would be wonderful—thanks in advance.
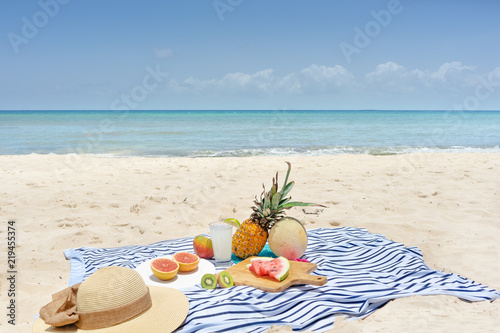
[1,0,500,110]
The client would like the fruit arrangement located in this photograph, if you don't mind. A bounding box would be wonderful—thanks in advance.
[150,252,200,280]
[178,162,323,290]
[231,162,323,259]
[247,256,290,282]
[201,271,234,289]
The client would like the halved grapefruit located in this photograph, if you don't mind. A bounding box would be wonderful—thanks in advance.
[173,252,200,272]
[150,258,179,280]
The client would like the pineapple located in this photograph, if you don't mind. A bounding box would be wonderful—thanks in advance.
[232,162,321,259]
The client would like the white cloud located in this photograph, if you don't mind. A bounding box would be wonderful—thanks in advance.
[169,69,276,96]
[275,73,301,94]
[276,64,355,94]
[293,64,355,93]
[491,66,500,79]
[431,61,475,82]
[219,69,275,93]
[300,64,352,82]
[165,64,354,96]
[368,61,405,76]
[365,61,483,93]
[162,62,499,105]
[153,47,173,59]
[365,61,409,87]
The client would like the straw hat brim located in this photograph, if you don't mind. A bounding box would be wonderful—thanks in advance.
[32,286,189,333]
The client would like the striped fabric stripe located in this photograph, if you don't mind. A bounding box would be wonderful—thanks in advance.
[64,227,500,332]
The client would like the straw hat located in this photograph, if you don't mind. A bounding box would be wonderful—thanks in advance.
[33,266,189,332]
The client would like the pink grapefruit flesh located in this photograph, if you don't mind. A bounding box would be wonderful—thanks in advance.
[150,258,179,280]
[173,252,200,272]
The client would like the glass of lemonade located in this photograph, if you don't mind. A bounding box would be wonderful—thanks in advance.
[209,221,233,267]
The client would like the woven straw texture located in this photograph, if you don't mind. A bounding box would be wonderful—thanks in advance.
[77,266,148,313]
[33,267,189,333]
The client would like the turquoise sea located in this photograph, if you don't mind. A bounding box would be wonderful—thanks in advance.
[1,110,499,156]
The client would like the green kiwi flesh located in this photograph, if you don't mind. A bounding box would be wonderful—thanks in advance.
[201,274,217,289]
[217,271,234,288]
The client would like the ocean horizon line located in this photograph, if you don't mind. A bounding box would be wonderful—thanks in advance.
[10,145,500,158]
[1,109,500,113]
[2,110,498,156]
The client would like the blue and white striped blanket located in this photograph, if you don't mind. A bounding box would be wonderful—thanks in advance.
[64,227,499,332]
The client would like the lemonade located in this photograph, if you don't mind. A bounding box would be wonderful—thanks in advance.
[209,221,233,265]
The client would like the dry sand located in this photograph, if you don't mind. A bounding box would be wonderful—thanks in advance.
[0,153,499,332]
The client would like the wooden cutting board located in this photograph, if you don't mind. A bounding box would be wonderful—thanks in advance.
[222,257,327,293]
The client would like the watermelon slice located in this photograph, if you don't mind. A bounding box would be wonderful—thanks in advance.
[266,257,290,282]
[247,256,290,282]
[249,257,273,276]
[246,263,256,273]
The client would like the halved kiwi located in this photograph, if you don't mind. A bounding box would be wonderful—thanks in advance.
[201,273,217,289]
[217,271,234,288]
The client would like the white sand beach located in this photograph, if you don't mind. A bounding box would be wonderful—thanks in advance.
[0,153,499,332]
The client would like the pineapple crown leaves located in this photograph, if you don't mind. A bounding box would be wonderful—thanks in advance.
[251,162,325,226]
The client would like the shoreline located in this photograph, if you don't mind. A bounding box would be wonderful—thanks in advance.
[2,145,500,158]
[1,153,499,332]
[3,110,500,158]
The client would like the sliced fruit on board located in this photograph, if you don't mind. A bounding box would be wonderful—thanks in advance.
[249,257,274,276]
[247,256,290,282]
[150,258,179,280]
[173,252,200,272]
[230,257,326,292]
[267,257,290,282]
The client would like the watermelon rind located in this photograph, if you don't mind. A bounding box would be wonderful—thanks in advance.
[250,257,273,263]
[247,257,290,281]
[267,257,290,282]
